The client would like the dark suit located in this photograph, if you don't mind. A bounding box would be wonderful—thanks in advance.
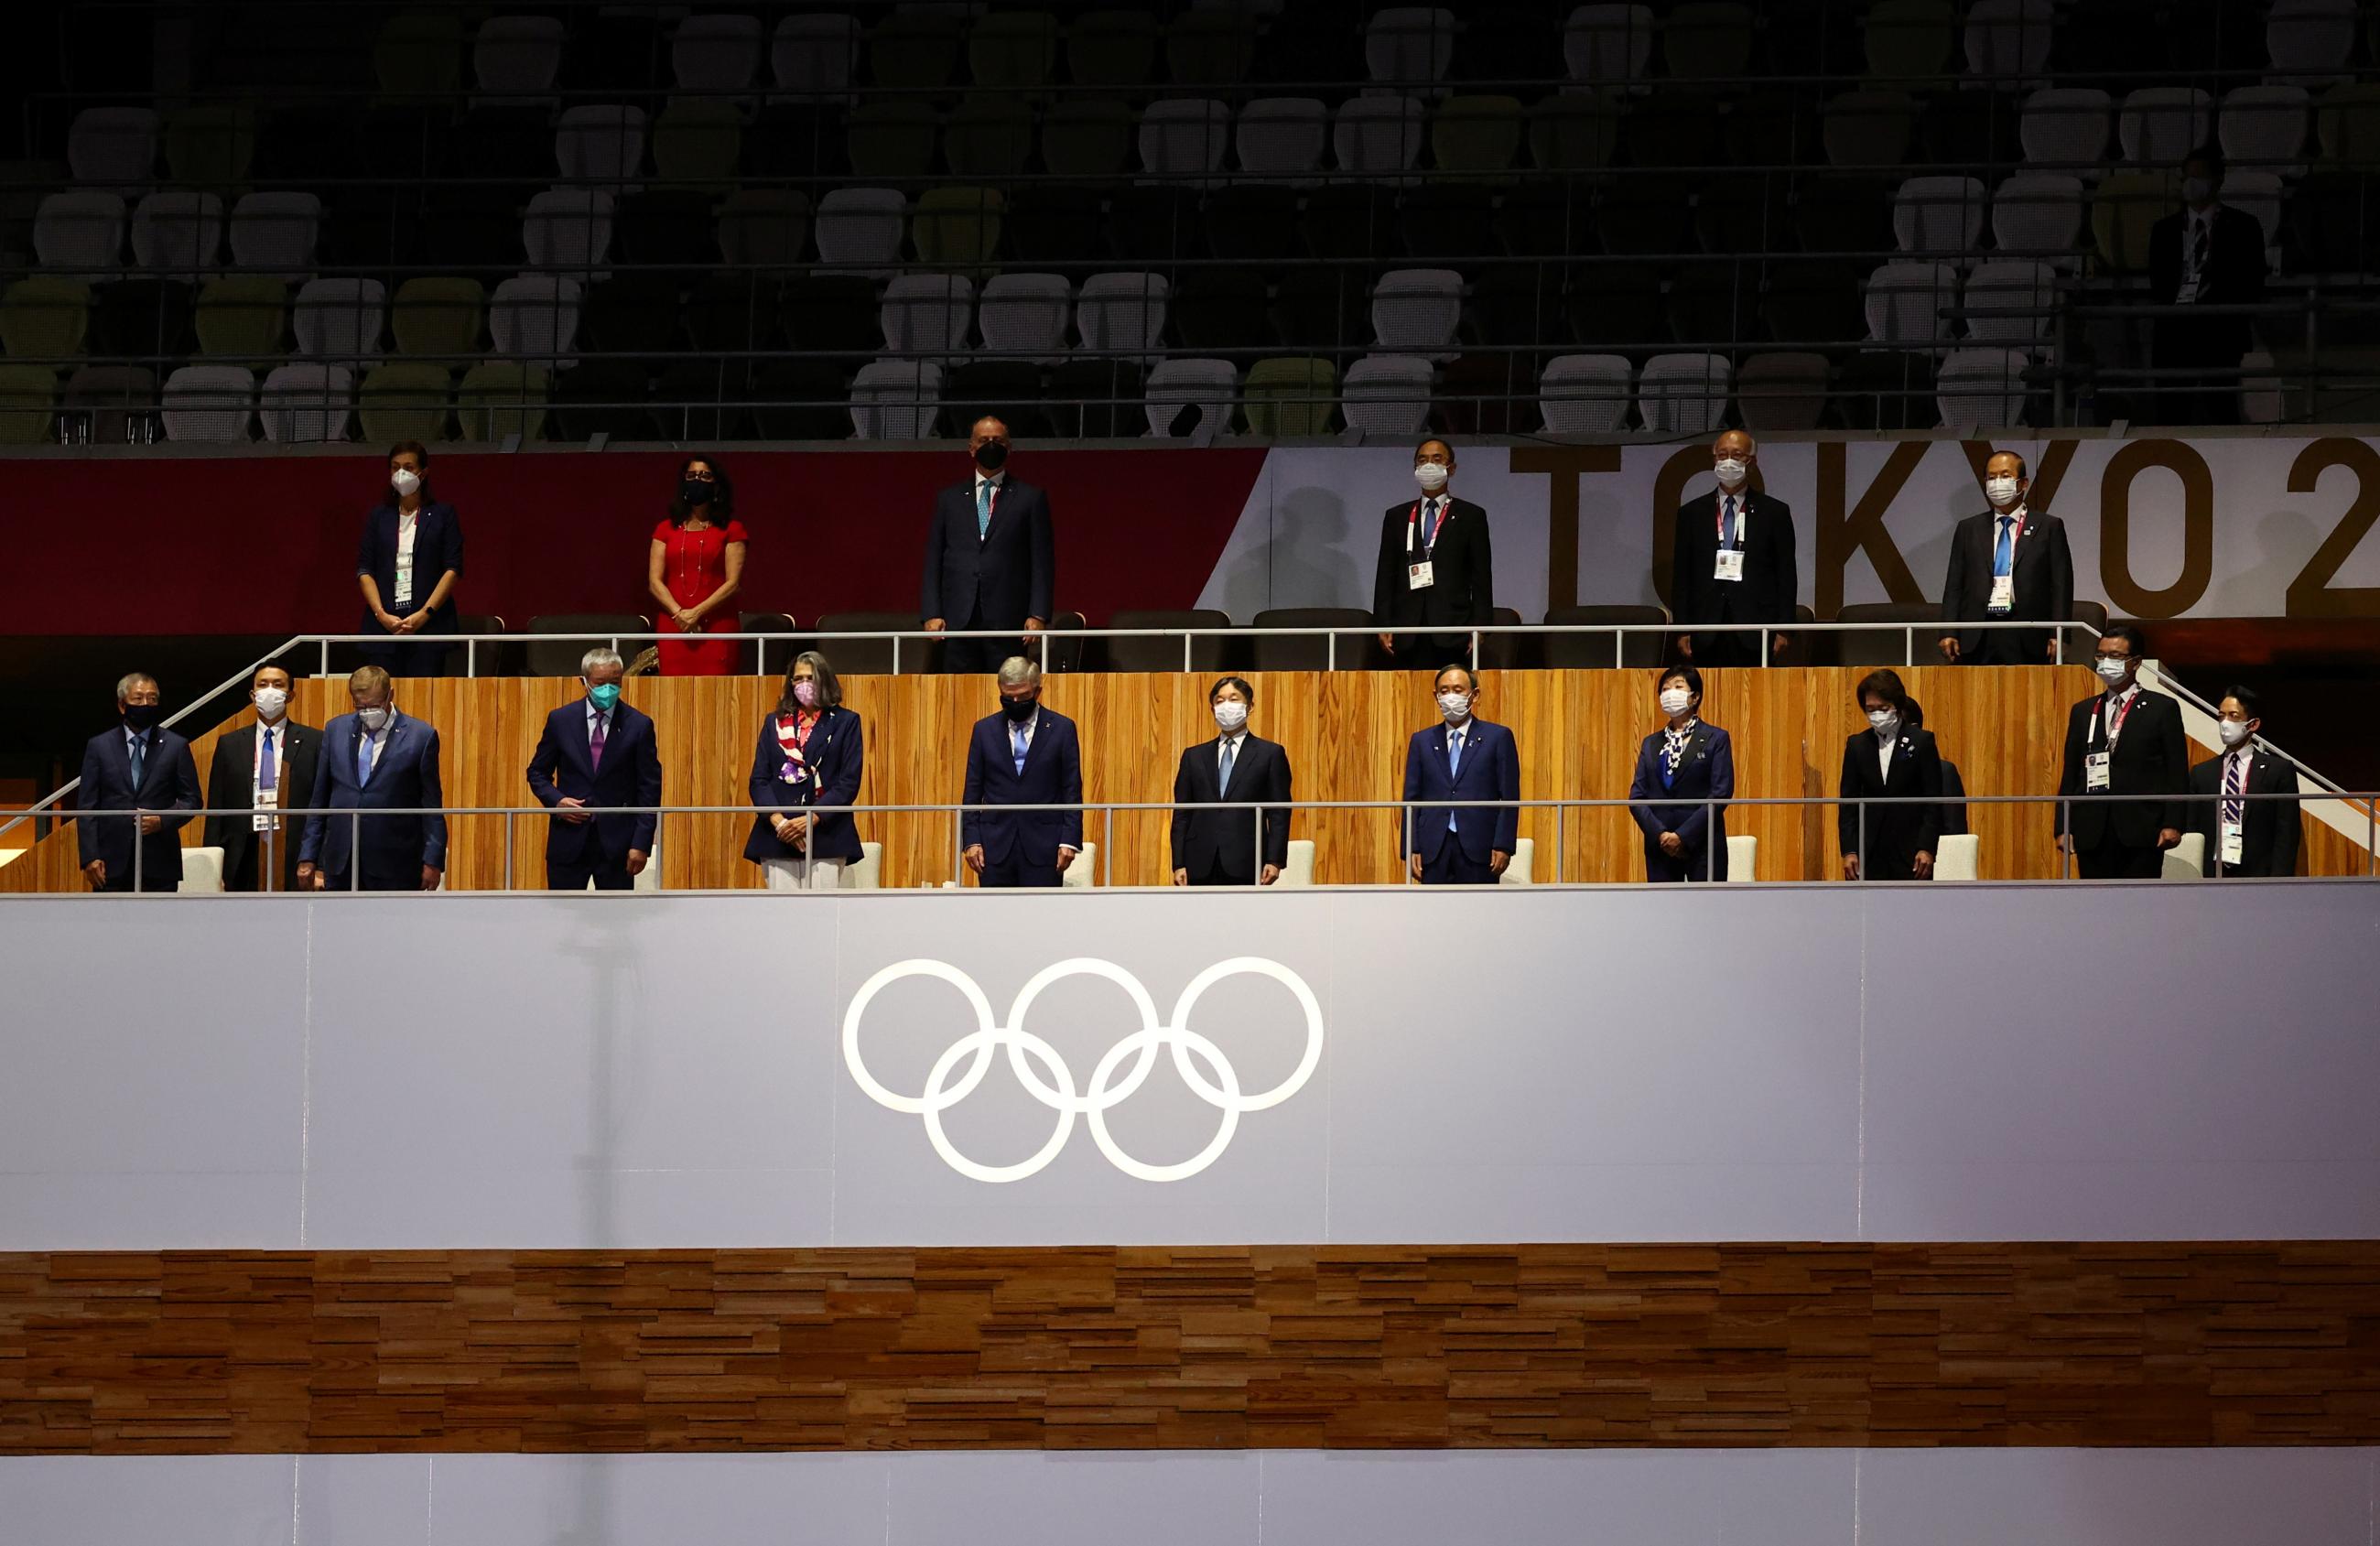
[2189,744,2300,877]
[1837,725,1945,881]
[2057,687,2188,878]
[1373,493,1494,669]
[204,719,323,892]
[527,698,663,891]
[354,500,465,675]
[1939,758,1970,838]
[77,722,200,892]
[1940,506,2075,665]
[1671,488,1795,667]
[921,473,1056,672]
[1399,717,1520,884]
[1629,720,1734,881]
[962,707,1083,887]
[1171,732,1292,885]
[2147,201,2266,425]
[298,709,449,890]
[743,705,867,868]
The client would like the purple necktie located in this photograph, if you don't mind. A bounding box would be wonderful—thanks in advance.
[590,712,607,770]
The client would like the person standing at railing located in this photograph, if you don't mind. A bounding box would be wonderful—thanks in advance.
[202,665,321,893]
[1836,669,1944,882]
[2187,687,2300,878]
[744,652,867,892]
[1374,438,1493,673]
[527,648,662,892]
[1400,665,1517,885]
[1171,676,1292,887]
[924,417,1055,675]
[297,665,447,893]
[2057,625,2187,880]
[1671,431,1793,668]
[2147,146,2266,427]
[76,671,200,893]
[648,456,748,676]
[355,441,463,678]
[1939,450,2074,665]
[962,656,1081,887]
[1629,665,1734,882]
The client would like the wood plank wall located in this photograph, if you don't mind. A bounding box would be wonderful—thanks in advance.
[4,668,2368,892]
[4,1243,2376,1454]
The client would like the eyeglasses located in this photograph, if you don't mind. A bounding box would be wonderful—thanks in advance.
[2092,651,2133,662]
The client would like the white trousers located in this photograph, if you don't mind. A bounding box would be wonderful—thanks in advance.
[763,857,843,892]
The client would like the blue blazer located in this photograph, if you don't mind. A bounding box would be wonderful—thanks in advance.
[298,709,449,881]
[744,705,866,864]
[356,500,464,632]
[1629,720,1734,881]
[76,724,200,883]
[962,708,1083,866]
[919,476,1055,628]
[1400,718,1520,864]
[528,699,663,864]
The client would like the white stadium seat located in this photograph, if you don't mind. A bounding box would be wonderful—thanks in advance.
[523,187,614,272]
[1365,7,1457,90]
[2119,86,2212,165]
[1865,260,1960,345]
[1935,346,2030,429]
[1139,99,1231,182]
[1963,0,2055,84]
[1076,271,1169,362]
[879,273,975,358]
[1990,173,2085,264]
[849,358,943,439]
[1339,353,1434,436]
[2217,85,2310,172]
[2018,88,2111,168]
[814,188,907,272]
[1893,175,1987,257]
[1539,352,1632,434]
[1143,358,1238,438]
[977,273,1072,362]
[1726,834,1757,881]
[160,364,256,442]
[1333,94,1426,173]
[489,273,582,362]
[1962,259,2056,344]
[33,190,125,274]
[1370,267,1462,350]
[259,362,354,443]
[554,105,647,187]
[1638,351,1731,436]
[130,190,222,278]
[293,277,386,361]
[66,106,159,189]
[774,14,863,99]
[1563,5,1656,86]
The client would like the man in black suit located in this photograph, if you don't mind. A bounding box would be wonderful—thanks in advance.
[961,657,1083,888]
[922,416,1057,674]
[2147,145,2266,426]
[525,647,664,891]
[76,671,200,892]
[1939,449,2077,665]
[2058,624,2189,879]
[1671,429,1794,667]
[203,664,322,892]
[1373,438,1494,673]
[2188,686,2300,877]
[1171,676,1292,887]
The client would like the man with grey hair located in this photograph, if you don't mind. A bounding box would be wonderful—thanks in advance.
[77,671,200,892]
[299,665,447,892]
[1670,427,1796,667]
[526,646,663,891]
[961,656,1082,887]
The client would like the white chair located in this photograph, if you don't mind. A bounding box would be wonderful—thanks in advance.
[1277,838,1317,886]
[1061,841,1098,887]
[178,847,225,894]
[130,190,223,278]
[160,363,256,442]
[1236,97,1327,178]
[473,15,566,105]
[1139,99,1230,183]
[1891,175,1986,257]
[1935,346,2030,429]
[849,358,944,438]
[1962,0,2054,83]
[227,191,319,278]
[292,276,386,361]
[674,12,763,93]
[1538,352,1632,434]
[1143,358,1237,438]
[2119,86,2212,165]
[1863,260,1960,344]
[1638,352,1731,435]
[2018,87,2111,168]
[2217,85,2310,174]
[1989,173,2085,264]
[259,362,353,443]
[1498,836,1535,885]
[774,13,863,99]
[976,273,1070,362]
[1726,833,1757,881]
[839,840,884,889]
[1563,5,1656,86]
[33,190,125,274]
[555,106,647,188]
[813,188,907,272]
[2161,831,2207,880]
[1333,95,1426,175]
[1932,832,1980,880]
[1076,271,1168,362]
[523,188,614,273]
[2222,170,2286,248]
[66,106,159,189]
[1370,267,1462,351]
[879,273,975,358]
[1339,353,1434,436]
[1962,259,2056,343]
[1366,6,1456,90]
[2266,0,2357,86]
[489,273,582,362]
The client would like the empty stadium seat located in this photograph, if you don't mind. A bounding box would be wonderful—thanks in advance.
[1249,608,1379,669]
[910,187,1004,268]
[1892,176,1986,258]
[0,276,90,360]
[360,362,453,442]
[1335,95,1427,175]
[1544,605,1668,668]
[160,363,256,441]
[63,363,157,444]
[1990,173,2086,264]
[1168,10,1257,86]
[524,188,615,272]
[34,191,124,274]
[1963,0,2055,83]
[879,274,974,358]
[164,103,255,192]
[129,190,222,277]
[227,191,320,277]
[1106,609,1233,671]
[1834,601,1948,665]
[66,106,158,189]
[1340,353,1435,436]
[1864,0,1954,77]
[2090,170,2176,274]
[1067,9,1157,89]
[488,274,581,362]
[259,362,353,442]
[0,363,58,443]
[1143,358,1237,438]
[1638,352,1731,435]
[556,105,647,187]
[1539,353,1632,434]
[1366,7,1456,89]
[849,359,944,438]
[1238,97,1327,177]
[1040,98,1133,178]
[473,15,565,105]
[774,13,862,98]
[458,362,548,441]
[947,93,1034,178]
[2119,87,2212,164]
[675,12,763,93]
[2019,88,2112,168]
[1139,99,1230,181]
[2267,0,2358,85]
[2222,170,2286,247]
[1962,260,2057,344]
[193,276,287,359]
[969,10,1058,90]
[392,276,484,358]
[1936,347,2031,428]
[1865,261,1960,345]
[2315,82,2380,167]
[845,100,936,178]
[1736,352,1831,432]
[294,277,386,361]
[717,189,812,266]
[1076,272,1168,362]
[1563,5,1656,85]
[1243,356,1336,435]
[1823,90,1919,168]
[1370,268,1462,352]
[978,275,1071,362]
[2220,84,2311,172]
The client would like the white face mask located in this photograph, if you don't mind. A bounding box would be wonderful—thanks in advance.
[2217,718,2253,747]
[390,468,421,498]
[1436,691,1471,721]
[1985,476,2020,508]
[356,705,390,732]
[1659,687,1693,719]
[2095,656,2132,685]
[1414,463,1449,493]
[1867,708,1899,733]
[1213,700,1249,734]
[1714,458,1747,487]
[254,687,288,720]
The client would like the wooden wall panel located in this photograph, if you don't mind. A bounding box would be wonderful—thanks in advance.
[4,1243,2377,1454]
[5,668,2371,892]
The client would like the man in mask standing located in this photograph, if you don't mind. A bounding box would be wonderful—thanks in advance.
[923,416,1057,674]
[1375,438,1494,672]
[525,647,663,891]
[298,665,447,892]
[78,671,200,892]
[1939,449,2076,665]
[203,665,321,892]
[961,657,1082,888]
[2187,686,2299,877]
[1670,429,1794,667]
[2147,145,2265,426]
[2057,624,2188,879]
[1400,665,1518,885]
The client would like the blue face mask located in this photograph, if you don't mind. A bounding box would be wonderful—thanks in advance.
[587,682,622,711]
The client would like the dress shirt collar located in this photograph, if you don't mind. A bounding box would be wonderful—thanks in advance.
[975,469,1006,492]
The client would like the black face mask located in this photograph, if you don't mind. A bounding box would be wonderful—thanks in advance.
[680,479,715,506]
[974,439,1009,471]
[123,703,162,731]
[1001,694,1038,721]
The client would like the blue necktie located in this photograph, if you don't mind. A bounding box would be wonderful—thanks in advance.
[1012,723,1028,775]
[977,479,993,539]
[1722,495,1738,549]
[1446,728,1464,832]
[128,731,146,788]
[1994,515,2014,577]
[1218,737,1236,792]
[357,730,373,788]
[1420,497,1438,548]
[259,728,276,794]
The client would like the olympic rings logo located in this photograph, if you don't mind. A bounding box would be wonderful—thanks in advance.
[841,957,1325,1184]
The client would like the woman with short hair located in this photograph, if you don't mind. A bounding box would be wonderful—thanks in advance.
[1836,667,1945,881]
[1628,664,1735,881]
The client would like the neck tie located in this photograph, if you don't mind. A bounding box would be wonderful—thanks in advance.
[128,731,146,788]
[1421,498,1438,548]
[260,728,276,794]
[977,479,993,539]
[1994,515,2014,577]
[1446,729,1465,832]
[357,730,373,788]
[1012,722,1028,775]
[2190,220,2208,286]
[1722,495,1737,549]
[1219,736,1236,792]
[590,711,607,770]
[2223,751,2245,829]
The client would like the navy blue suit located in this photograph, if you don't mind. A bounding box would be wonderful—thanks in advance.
[77,723,200,892]
[962,707,1083,887]
[920,474,1056,672]
[298,710,449,890]
[1630,720,1734,881]
[744,706,867,868]
[527,698,663,891]
[355,500,464,673]
[1400,717,1520,884]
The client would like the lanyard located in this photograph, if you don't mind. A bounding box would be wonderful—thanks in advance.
[2096,690,2139,749]
[1405,499,1441,555]
[1715,493,1742,547]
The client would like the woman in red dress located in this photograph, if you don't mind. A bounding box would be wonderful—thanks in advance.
[647,455,748,676]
